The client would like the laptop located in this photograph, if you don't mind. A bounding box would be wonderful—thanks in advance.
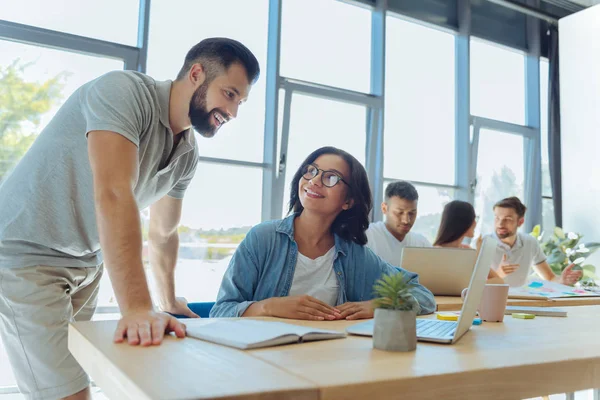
[400,247,477,296]
[346,236,496,344]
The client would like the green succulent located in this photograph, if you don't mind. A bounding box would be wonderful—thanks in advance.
[373,273,420,312]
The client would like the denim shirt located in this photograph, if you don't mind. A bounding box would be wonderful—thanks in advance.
[210,214,436,318]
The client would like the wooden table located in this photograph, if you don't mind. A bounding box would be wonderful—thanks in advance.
[435,294,600,311]
[69,306,600,400]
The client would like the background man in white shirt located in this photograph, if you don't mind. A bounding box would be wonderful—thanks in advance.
[365,180,430,266]
[488,197,582,287]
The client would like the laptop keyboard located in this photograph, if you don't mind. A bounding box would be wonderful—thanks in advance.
[417,319,456,338]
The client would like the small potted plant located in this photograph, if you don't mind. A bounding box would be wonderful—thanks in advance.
[372,272,421,352]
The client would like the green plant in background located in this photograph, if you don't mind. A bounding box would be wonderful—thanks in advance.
[530,225,600,285]
[0,60,67,182]
[373,273,420,312]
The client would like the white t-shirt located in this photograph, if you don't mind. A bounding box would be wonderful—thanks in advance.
[289,247,339,306]
[487,232,547,287]
[365,221,431,267]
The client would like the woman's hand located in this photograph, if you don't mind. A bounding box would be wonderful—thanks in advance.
[263,295,341,320]
[336,301,375,320]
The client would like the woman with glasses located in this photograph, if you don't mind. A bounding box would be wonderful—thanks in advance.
[210,146,435,320]
[433,200,478,249]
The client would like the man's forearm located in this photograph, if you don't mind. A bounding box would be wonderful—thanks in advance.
[148,233,179,309]
[95,190,152,314]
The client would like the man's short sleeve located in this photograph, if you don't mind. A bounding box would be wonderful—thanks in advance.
[532,237,547,265]
[81,71,149,147]
[167,156,199,199]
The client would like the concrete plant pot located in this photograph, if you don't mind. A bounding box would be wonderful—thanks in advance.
[373,308,417,352]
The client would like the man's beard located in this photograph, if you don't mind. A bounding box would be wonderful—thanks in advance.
[189,81,218,138]
[496,229,514,239]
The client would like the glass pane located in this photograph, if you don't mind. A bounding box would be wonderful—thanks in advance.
[382,181,455,244]
[282,94,367,215]
[0,40,124,183]
[147,0,268,163]
[280,0,371,93]
[147,162,263,303]
[471,38,526,124]
[0,0,139,46]
[543,197,556,233]
[540,59,552,197]
[385,16,456,185]
[474,129,525,236]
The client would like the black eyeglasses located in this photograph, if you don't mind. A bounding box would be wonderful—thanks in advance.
[301,164,350,188]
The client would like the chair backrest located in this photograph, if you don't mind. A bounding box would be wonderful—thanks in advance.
[169,302,215,318]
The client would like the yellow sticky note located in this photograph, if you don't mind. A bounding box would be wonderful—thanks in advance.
[437,313,459,321]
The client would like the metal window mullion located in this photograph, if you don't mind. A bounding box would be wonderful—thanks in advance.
[0,386,20,395]
[523,135,539,230]
[456,0,472,203]
[367,0,386,222]
[484,0,558,25]
[469,122,482,202]
[135,0,151,72]
[383,179,459,191]
[95,306,121,314]
[471,116,537,138]
[524,0,543,232]
[280,78,382,108]
[197,157,267,169]
[337,0,375,10]
[274,89,293,217]
[0,19,139,64]
[262,0,283,222]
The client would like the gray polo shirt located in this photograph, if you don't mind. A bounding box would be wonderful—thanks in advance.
[487,232,547,287]
[0,70,199,268]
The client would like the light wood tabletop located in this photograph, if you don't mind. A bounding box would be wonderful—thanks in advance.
[69,306,600,400]
[435,294,600,311]
[68,321,318,400]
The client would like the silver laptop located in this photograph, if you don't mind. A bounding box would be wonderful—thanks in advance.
[346,236,496,344]
[401,247,477,296]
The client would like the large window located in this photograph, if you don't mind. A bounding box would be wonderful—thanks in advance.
[281,94,367,214]
[144,163,263,304]
[384,16,456,185]
[147,0,269,163]
[145,0,269,304]
[0,40,124,184]
[473,129,526,236]
[280,0,371,93]
[470,38,526,125]
[0,0,139,45]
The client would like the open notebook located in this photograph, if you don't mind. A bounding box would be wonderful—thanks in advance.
[185,319,346,350]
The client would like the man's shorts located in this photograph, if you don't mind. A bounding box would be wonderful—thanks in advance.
[0,264,103,400]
